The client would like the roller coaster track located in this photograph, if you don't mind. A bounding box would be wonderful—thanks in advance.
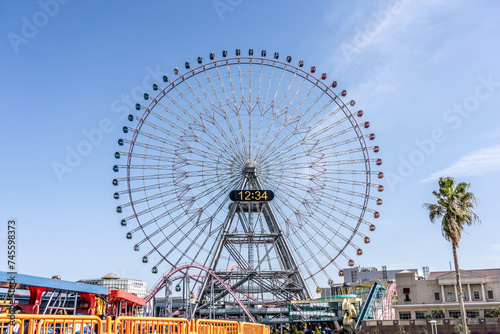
[383,283,396,320]
[355,283,380,329]
[145,264,257,323]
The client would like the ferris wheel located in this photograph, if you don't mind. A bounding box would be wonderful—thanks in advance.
[113,49,383,303]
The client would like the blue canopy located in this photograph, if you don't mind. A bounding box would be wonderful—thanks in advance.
[0,271,108,295]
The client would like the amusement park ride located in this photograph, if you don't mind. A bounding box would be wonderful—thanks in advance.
[0,271,145,317]
[112,49,384,323]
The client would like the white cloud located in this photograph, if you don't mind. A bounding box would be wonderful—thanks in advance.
[326,0,459,73]
[421,144,500,182]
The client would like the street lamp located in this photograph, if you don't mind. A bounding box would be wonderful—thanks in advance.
[429,320,437,334]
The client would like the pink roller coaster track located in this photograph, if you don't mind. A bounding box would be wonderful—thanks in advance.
[383,283,396,320]
[145,264,257,323]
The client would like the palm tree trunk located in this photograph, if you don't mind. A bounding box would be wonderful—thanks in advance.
[453,243,468,333]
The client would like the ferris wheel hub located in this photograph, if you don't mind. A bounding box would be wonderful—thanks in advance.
[243,161,258,175]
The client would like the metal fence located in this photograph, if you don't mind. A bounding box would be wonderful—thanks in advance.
[0,315,269,334]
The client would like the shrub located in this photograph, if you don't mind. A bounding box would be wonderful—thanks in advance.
[492,307,500,317]
[395,324,406,334]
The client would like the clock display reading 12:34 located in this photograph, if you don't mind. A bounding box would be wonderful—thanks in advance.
[229,190,275,202]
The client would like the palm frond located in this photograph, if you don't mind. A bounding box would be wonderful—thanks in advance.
[424,176,480,245]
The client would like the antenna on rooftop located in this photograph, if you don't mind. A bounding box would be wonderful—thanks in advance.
[423,266,429,279]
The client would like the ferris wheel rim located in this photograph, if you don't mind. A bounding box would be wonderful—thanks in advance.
[129,55,373,244]
[117,50,380,283]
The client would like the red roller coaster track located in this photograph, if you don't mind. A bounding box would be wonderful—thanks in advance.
[145,264,257,323]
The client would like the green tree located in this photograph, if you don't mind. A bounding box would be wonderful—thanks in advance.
[339,326,361,334]
[423,177,480,334]
[453,323,470,334]
[492,307,500,317]
[432,307,445,319]
[394,324,405,334]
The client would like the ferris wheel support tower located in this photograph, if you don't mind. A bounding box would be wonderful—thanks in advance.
[193,162,310,315]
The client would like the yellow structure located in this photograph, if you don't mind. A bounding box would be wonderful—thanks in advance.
[342,298,360,326]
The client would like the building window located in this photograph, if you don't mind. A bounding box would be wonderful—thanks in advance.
[404,293,411,302]
[487,290,494,299]
[473,290,480,300]
[447,291,454,301]
[433,309,444,319]
[449,311,461,319]
[463,291,467,300]
[466,310,480,318]
[399,312,411,320]
[416,312,428,319]
[434,292,440,301]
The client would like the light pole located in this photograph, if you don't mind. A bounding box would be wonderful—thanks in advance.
[429,320,437,334]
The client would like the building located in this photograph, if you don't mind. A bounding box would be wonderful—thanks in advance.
[394,268,500,319]
[319,267,422,298]
[343,266,422,285]
[78,273,148,299]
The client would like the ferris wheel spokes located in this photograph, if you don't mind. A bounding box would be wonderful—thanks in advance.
[114,50,382,313]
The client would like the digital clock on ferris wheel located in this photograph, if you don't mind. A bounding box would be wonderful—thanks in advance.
[229,190,275,202]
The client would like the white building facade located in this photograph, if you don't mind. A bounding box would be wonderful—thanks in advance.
[394,268,500,319]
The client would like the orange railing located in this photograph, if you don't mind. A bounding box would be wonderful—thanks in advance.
[113,317,190,334]
[195,319,239,334]
[239,322,269,334]
[0,315,268,334]
[0,316,25,334]
[1,314,104,334]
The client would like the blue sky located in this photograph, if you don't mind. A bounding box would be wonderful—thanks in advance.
[1,0,500,294]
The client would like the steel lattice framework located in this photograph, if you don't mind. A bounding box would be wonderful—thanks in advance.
[113,49,383,314]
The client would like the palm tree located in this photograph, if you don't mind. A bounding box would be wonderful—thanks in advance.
[423,177,480,334]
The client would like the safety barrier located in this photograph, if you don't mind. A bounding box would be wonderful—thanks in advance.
[113,317,190,334]
[195,319,238,334]
[1,315,104,334]
[0,315,269,334]
[239,322,269,334]
[1,316,24,334]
